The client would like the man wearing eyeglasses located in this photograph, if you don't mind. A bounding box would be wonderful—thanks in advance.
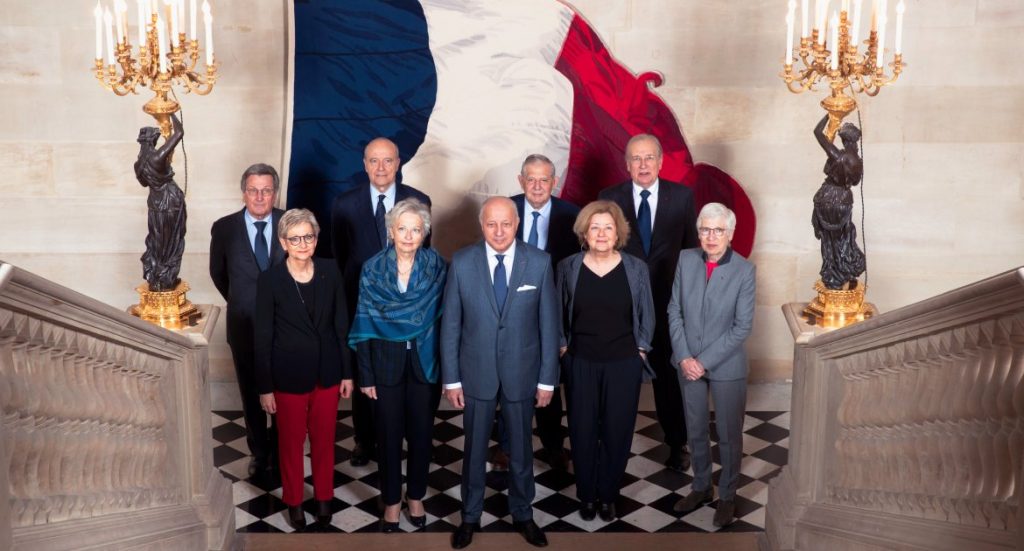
[330,137,432,467]
[209,163,287,479]
[598,134,698,473]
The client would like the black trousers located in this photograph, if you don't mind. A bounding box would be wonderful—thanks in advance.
[373,352,439,505]
[229,339,277,463]
[649,342,686,450]
[565,354,643,504]
[352,372,377,451]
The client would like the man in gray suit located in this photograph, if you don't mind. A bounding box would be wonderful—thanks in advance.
[668,202,756,528]
[441,197,559,549]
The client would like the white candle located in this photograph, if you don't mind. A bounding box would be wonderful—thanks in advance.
[202,0,213,66]
[178,0,185,36]
[94,2,103,59]
[157,14,168,72]
[894,0,905,54]
[817,0,829,45]
[876,16,886,67]
[116,0,126,44]
[136,0,146,46]
[830,12,839,70]
[851,0,863,48]
[842,0,849,14]
[189,0,197,40]
[103,8,115,65]
[786,3,796,63]
[801,0,809,38]
[871,0,878,31]
[169,0,179,46]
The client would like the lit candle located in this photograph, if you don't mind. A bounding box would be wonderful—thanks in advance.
[103,8,115,65]
[851,0,863,48]
[189,0,197,40]
[202,0,213,66]
[136,0,146,46]
[801,0,809,38]
[93,2,103,59]
[894,0,905,54]
[830,12,839,70]
[786,1,796,63]
[157,14,167,72]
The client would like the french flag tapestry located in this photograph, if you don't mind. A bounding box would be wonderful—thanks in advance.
[288,0,756,257]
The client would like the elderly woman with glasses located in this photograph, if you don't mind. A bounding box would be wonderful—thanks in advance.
[255,208,353,531]
[347,198,447,532]
[668,202,755,528]
[557,200,655,523]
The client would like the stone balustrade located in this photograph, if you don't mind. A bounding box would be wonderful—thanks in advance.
[764,267,1023,551]
[0,262,234,550]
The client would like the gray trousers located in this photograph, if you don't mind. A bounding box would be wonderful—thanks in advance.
[461,393,535,523]
[680,376,747,500]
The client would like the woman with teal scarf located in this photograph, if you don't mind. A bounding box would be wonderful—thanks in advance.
[348,198,447,532]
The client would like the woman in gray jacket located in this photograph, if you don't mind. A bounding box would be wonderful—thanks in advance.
[557,200,655,523]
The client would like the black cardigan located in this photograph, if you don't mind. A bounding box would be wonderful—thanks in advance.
[254,258,352,394]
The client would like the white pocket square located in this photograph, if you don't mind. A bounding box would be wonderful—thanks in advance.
[516,284,537,292]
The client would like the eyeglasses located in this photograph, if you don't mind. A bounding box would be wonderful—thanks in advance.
[524,177,553,186]
[698,227,727,238]
[628,154,659,165]
[245,188,275,198]
[285,234,316,246]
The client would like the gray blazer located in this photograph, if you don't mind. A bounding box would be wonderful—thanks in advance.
[556,252,656,379]
[668,248,756,381]
[440,240,560,402]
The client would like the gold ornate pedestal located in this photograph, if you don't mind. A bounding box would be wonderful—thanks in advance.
[130,280,201,330]
[801,279,876,330]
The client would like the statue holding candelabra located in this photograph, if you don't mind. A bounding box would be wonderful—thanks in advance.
[779,0,905,329]
[92,0,218,329]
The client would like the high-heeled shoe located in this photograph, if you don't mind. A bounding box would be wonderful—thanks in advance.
[286,505,306,531]
[404,508,426,528]
[380,519,401,533]
[315,500,332,526]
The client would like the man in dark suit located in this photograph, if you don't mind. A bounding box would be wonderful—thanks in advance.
[498,153,580,470]
[441,197,559,549]
[209,163,286,477]
[330,137,432,466]
[598,134,698,472]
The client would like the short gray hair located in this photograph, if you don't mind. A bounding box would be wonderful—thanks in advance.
[697,202,736,231]
[240,163,280,193]
[625,134,663,159]
[386,198,432,239]
[520,154,556,177]
[478,196,520,224]
[278,208,320,237]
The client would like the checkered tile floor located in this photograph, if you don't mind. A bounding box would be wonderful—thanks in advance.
[211,409,789,534]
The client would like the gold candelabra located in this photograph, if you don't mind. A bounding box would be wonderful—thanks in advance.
[780,0,905,139]
[93,0,218,138]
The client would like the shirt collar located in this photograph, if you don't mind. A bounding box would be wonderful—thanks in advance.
[632,179,660,197]
[244,208,272,225]
[525,199,552,218]
[485,239,517,260]
[701,247,733,265]
[370,182,397,202]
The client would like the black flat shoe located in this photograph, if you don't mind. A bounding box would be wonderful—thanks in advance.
[315,500,332,525]
[404,509,427,528]
[598,502,616,522]
[579,501,597,521]
[286,505,306,531]
[451,522,479,549]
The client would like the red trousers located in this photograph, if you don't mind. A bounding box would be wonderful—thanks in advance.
[274,384,339,506]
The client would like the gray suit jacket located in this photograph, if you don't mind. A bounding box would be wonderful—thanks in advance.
[440,240,560,402]
[668,248,756,381]
[556,252,656,378]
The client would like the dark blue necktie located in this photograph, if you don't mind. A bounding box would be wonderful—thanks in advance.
[493,254,507,313]
[637,189,652,255]
[375,194,387,248]
[253,221,270,271]
[527,211,540,247]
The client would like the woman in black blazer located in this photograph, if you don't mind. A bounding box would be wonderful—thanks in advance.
[348,199,447,532]
[255,209,353,531]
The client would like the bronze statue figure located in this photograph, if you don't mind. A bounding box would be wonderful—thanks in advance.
[811,113,866,290]
[135,113,186,292]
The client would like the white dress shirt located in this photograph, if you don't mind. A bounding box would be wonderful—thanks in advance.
[244,208,274,257]
[631,179,660,229]
[370,182,397,213]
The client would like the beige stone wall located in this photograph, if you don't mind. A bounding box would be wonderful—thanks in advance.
[1,1,1022,401]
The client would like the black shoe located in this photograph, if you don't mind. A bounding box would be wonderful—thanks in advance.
[351,444,375,467]
[315,500,332,525]
[665,448,691,472]
[578,501,597,521]
[404,509,427,528]
[542,447,570,471]
[451,522,479,549]
[598,502,616,522]
[713,500,735,527]
[247,457,268,478]
[380,519,401,533]
[489,447,509,471]
[673,488,714,515]
[286,505,306,531]
[512,519,548,547]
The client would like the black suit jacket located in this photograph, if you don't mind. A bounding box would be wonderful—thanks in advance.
[598,180,698,347]
[511,194,581,269]
[330,183,432,316]
[254,258,352,394]
[209,207,287,351]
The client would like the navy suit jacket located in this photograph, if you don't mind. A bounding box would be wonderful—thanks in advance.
[511,194,581,270]
[440,241,560,402]
[209,207,286,350]
[329,183,432,316]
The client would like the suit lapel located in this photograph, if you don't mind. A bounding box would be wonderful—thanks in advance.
[501,243,529,321]
[474,243,501,318]
[616,184,645,258]
[650,182,672,256]
[514,197,525,241]
[270,209,286,264]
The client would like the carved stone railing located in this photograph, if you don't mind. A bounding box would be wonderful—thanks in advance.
[0,262,234,550]
[764,268,1023,551]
